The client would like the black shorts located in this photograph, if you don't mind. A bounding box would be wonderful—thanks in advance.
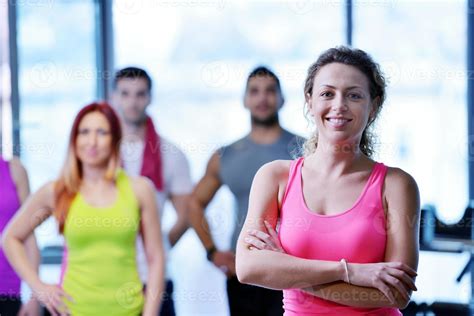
[0,294,21,316]
[226,276,283,316]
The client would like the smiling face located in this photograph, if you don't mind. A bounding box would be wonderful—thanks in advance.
[75,111,113,167]
[307,62,376,148]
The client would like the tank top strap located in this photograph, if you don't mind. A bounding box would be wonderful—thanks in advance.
[281,157,304,206]
[116,169,141,214]
[115,169,133,199]
[361,162,388,208]
[371,162,388,184]
[368,162,388,188]
[115,169,127,189]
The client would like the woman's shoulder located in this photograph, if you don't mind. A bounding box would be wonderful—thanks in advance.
[379,165,421,224]
[384,165,418,188]
[127,174,156,201]
[255,159,295,185]
[8,156,25,169]
[383,165,419,204]
[128,173,153,189]
[260,159,292,175]
[8,156,28,184]
[29,180,57,210]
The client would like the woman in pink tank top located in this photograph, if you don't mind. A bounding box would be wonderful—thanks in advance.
[236,46,420,315]
[0,156,40,315]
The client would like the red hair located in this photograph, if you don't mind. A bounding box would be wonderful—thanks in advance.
[54,102,122,233]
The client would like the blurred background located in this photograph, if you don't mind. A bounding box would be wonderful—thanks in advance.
[1,0,473,315]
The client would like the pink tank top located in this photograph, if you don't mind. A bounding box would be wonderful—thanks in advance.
[278,157,402,315]
[0,157,22,296]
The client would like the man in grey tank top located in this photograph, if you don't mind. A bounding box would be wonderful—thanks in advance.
[189,66,304,316]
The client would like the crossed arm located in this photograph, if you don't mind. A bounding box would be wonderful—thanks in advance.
[236,161,419,309]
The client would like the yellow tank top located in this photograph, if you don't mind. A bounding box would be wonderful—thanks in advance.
[60,169,144,316]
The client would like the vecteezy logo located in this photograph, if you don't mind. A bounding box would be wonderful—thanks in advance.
[201,61,230,88]
[30,62,58,88]
[381,60,402,85]
[115,281,142,310]
[114,0,144,15]
[287,0,314,15]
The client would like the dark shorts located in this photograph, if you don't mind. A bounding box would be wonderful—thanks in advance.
[143,279,175,316]
[0,294,21,316]
[226,276,283,316]
[159,280,175,316]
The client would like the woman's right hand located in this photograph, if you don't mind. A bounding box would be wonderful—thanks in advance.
[347,261,417,303]
[32,282,73,316]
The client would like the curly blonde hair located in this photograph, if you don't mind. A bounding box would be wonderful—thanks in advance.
[303,46,387,157]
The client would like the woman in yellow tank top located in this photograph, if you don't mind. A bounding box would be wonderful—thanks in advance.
[3,102,165,316]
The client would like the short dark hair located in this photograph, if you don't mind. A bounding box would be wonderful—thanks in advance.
[246,66,282,94]
[113,67,152,92]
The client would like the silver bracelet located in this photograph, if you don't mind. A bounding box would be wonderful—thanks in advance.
[340,258,351,284]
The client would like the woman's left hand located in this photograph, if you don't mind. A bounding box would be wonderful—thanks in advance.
[244,220,285,253]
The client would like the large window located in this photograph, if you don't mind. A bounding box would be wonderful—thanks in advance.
[354,0,467,221]
[114,1,344,314]
[17,1,98,246]
[354,0,469,304]
[0,3,11,156]
[7,0,471,311]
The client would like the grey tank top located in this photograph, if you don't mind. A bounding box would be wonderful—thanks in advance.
[218,129,305,251]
